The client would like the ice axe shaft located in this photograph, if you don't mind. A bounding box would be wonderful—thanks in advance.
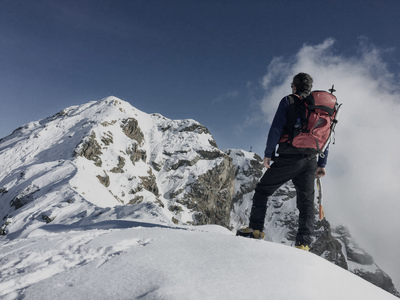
[316,178,325,220]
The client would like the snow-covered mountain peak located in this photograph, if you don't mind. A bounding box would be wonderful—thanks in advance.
[0,96,231,238]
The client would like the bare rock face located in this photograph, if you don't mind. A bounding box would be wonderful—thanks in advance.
[332,226,400,297]
[139,168,159,197]
[187,154,235,227]
[10,185,41,210]
[127,143,147,165]
[227,149,264,204]
[76,131,103,167]
[121,118,144,144]
[96,172,110,187]
[312,219,348,269]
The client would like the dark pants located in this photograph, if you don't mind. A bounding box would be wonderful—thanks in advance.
[249,154,317,246]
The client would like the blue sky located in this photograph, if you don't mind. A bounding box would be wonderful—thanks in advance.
[2,0,399,154]
[2,0,400,290]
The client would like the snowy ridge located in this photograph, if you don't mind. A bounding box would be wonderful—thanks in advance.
[0,222,397,300]
[0,97,398,299]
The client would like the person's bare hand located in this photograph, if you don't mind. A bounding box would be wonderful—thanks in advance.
[316,167,326,178]
[264,157,271,169]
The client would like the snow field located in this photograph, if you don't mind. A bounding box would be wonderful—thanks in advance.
[0,223,397,300]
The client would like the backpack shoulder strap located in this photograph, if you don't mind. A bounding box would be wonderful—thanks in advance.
[287,94,295,105]
[286,94,305,120]
[287,93,302,104]
[283,94,306,137]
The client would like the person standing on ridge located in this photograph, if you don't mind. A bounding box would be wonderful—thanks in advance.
[237,73,328,251]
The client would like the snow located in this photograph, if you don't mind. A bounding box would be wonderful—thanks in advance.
[0,222,397,300]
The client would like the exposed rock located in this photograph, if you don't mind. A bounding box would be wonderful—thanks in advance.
[0,225,7,235]
[333,225,374,264]
[180,123,210,134]
[76,131,103,167]
[128,195,144,205]
[101,131,114,146]
[159,124,171,132]
[96,172,110,187]
[151,161,163,171]
[170,156,200,171]
[42,214,56,224]
[127,143,147,165]
[249,154,264,177]
[208,139,218,148]
[311,219,348,269]
[174,122,218,147]
[10,185,40,209]
[139,168,159,196]
[0,187,8,195]
[197,150,224,160]
[187,155,235,227]
[121,118,144,144]
[101,120,117,127]
[354,269,400,297]
[110,156,126,173]
[331,225,400,297]
[230,151,264,204]
[128,185,143,195]
[169,204,184,214]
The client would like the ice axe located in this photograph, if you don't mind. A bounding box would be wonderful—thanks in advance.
[316,178,325,220]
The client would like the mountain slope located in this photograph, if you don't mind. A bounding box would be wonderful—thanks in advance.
[0,222,398,300]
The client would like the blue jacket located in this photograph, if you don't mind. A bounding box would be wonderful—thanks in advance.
[264,95,329,168]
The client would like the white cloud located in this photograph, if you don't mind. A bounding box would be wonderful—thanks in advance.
[212,90,239,105]
[259,38,400,290]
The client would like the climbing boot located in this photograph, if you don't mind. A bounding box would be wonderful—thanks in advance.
[295,241,310,251]
[236,227,265,240]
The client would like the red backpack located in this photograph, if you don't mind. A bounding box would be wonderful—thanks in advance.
[279,89,342,157]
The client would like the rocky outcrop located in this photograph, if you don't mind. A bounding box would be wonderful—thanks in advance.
[187,155,235,227]
[139,168,159,197]
[76,131,103,167]
[312,219,348,269]
[121,118,144,144]
[332,225,400,297]
[10,185,41,209]
[127,143,147,165]
[356,269,399,297]
[227,149,264,204]
[110,156,126,173]
[96,172,110,187]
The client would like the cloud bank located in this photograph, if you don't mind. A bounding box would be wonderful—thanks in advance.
[259,38,400,289]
